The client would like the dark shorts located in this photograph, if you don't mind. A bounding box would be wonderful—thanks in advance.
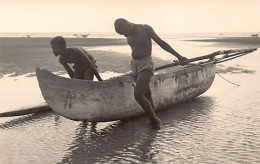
[131,56,154,77]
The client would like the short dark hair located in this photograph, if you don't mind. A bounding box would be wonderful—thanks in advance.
[50,36,66,47]
[114,18,128,34]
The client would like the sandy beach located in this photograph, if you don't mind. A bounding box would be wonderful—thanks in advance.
[0,35,260,164]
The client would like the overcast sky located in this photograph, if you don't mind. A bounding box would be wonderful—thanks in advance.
[0,0,259,33]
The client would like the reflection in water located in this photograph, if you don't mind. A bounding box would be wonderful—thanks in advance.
[57,96,216,164]
[151,96,217,163]
[1,93,259,163]
[59,119,159,163]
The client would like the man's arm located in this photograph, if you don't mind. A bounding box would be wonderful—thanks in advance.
[59,57,74,78]
[62,63,74,78]
[79,48,103,81]
[146,25,187,62]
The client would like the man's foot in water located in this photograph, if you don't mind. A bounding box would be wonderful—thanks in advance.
[150,117,161,130]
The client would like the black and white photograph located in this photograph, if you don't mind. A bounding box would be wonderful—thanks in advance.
[0,0,260,163]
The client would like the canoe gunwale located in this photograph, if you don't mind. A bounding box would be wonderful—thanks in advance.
[36,60,215,85]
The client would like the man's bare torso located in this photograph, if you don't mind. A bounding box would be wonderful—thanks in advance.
[127,25,152,59]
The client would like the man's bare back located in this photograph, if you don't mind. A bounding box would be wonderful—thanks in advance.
[59,47,95,71]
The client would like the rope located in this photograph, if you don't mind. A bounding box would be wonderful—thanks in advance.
[216,72,240,86]
[214,49,255,86]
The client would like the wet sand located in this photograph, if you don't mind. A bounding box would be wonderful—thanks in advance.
[0,37,127,77]
[0,37,172,77]
[1,36,258,78]
[1,36,260,164]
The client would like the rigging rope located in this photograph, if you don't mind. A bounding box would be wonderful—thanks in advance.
[214,48,256,86]
[216,72,240,86]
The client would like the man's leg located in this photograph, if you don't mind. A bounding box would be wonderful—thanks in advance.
[134,70,160,129]
[83,69,94,80]
[145,87,155,110]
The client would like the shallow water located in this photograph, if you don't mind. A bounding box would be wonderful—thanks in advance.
[0,37,260,163]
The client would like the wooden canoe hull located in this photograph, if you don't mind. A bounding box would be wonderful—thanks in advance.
[36,62,216,122]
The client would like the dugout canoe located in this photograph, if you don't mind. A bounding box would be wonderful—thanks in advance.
[36,61,216,122]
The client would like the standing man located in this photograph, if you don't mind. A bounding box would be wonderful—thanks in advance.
[114,18,187,129]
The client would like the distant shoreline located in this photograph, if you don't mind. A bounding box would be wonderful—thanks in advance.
[0,37,128,48]
[185,37,260,47]
[1,36,259,47]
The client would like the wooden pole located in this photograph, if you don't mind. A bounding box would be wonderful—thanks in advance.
[0,103,51,117]
[155,48,257,71]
